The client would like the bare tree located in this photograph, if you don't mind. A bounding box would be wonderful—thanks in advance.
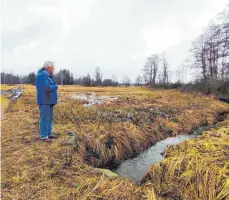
[188,5,229,93]
[168,70,173,83]
[193,6,229,83]
[94,66,103,86]
[142,73,149,85]
[122,75,131,86]
[142,54,160,85]
[190,34,208,82]
[135,75,142,85]
[162,53,169,84]
[219,5,229,80]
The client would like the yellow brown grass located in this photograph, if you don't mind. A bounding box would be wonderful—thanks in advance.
[143,116,229,200]
[53,86,229,167]
[1,84,229,200]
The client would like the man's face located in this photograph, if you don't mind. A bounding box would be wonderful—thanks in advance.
[46,65,55,75]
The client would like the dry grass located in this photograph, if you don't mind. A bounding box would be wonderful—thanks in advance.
[1,85,146,200]
[1,84,229,200]
[0,96,9,113]
[143,116,229,200]
[54,86,229,167]
[0,84,19,91]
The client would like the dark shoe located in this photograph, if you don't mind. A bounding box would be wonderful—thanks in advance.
[48,135,58,139]
[41,138,52,143]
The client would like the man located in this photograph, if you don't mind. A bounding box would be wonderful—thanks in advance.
[36,61,58,142]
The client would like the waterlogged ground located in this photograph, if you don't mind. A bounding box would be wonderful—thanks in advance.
[1,85,229,200]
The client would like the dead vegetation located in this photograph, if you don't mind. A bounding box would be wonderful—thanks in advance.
[1,85,229,200]
[143,116,229,200]
[54,87,229,167]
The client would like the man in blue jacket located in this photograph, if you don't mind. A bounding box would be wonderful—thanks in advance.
[36,61,58,142]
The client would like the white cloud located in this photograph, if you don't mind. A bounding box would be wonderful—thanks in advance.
[24,0,93,35]
[51,46,62,52]
[9,17,26,32]
[29,41,45,49]
[141,22,182,55]
[59,0,94,35]
[140,0,229,57]
[2,0,229,81]
[27,4,59,20]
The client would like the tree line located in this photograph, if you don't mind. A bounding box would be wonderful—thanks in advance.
[0,57,173,87]
[188,5,229,94]
[1,67,120,86]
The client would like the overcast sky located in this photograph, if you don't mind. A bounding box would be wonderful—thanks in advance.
[2,0,229,82]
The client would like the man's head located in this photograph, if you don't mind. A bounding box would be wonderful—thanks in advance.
[43,61,55,75]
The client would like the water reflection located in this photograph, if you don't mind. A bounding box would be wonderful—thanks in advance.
[117,126,212,184]
[72,93,118,107]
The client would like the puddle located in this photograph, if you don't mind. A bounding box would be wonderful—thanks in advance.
[0,87,23,100]
[117,125,214,184]
[72,93,118,107]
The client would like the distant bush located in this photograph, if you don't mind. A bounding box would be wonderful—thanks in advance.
[147,79,229,99]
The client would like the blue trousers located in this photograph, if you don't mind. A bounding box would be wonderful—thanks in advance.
[39,105,54,139]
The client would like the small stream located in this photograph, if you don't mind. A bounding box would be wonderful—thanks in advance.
[71,93,229,184]
[117,125,214,184]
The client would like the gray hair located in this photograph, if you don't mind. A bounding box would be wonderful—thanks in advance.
[43,61,54,69]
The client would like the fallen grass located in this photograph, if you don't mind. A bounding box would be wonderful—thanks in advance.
[54,86,229,167]
[143,116,229,200]
[1,84,229,200]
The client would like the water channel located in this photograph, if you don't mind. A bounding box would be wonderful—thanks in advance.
[117,125,214,184]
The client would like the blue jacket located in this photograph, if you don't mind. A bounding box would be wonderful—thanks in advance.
[36,68,58,105]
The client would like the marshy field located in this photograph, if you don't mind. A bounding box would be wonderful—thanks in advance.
[1,85,229,200]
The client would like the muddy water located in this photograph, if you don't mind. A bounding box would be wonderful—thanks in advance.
[117,125,214,184]
[72,93,118,107]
